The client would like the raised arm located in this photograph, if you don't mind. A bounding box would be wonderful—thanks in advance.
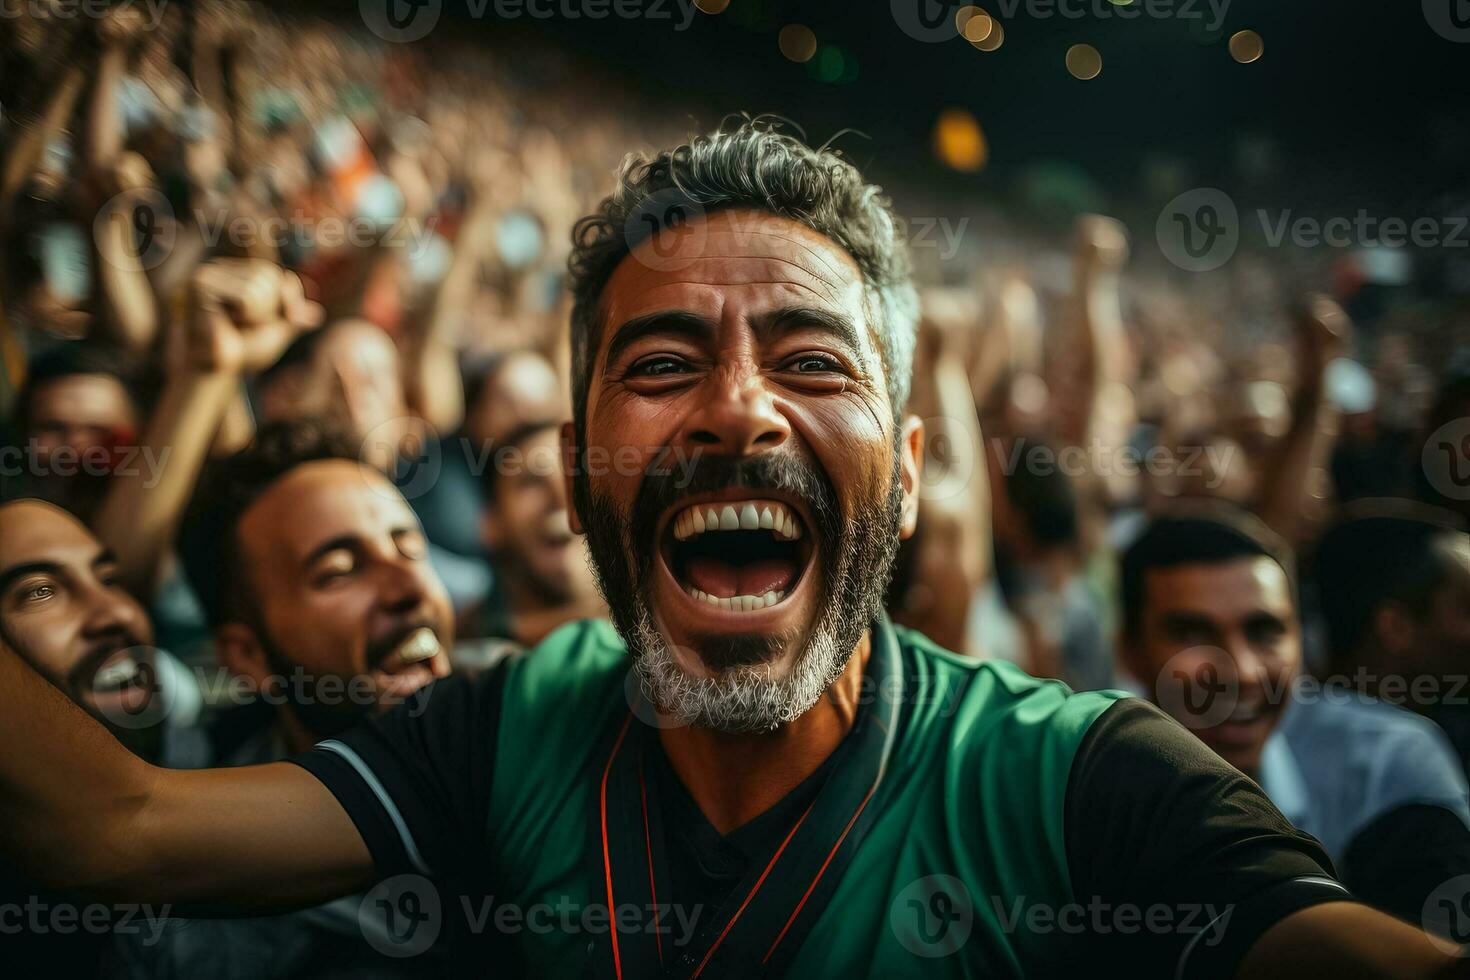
[1254,295,1348,545]
[93,259,322,595]
[0,636,371,908]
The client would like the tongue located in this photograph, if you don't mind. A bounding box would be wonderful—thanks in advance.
[686,555,797,599]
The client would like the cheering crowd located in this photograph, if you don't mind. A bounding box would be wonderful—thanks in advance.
[2,3,1470,977]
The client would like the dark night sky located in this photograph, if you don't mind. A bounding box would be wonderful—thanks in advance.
[437,0,1470,204]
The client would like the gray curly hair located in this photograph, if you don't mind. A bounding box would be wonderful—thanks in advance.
[566,118,919,437]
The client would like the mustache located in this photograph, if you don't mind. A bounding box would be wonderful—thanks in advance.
[68,629,150,693]
[630,450,842,566]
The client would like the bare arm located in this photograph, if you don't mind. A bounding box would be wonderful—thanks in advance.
[90,153,162,352]
[94,259,321,595]
[0,638,370,908]
[1239,901,1469,979]
[1255,295,1348,544]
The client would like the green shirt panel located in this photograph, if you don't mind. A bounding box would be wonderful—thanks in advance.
[485,620,1123,976]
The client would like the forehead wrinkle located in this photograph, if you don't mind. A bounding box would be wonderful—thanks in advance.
[693,219,857,280]
[616,253,850,306]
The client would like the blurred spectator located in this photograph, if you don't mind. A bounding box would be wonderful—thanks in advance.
[466,418,601,646]
[1121,507,1470,926]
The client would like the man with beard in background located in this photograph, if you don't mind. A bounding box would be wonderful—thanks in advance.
[1,122,1470,978]
[0,499,207,974]
[106,420,454,978]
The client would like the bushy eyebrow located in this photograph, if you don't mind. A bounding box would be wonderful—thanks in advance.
[756,306,865,360]
[603,306,866,369]
[604,311,717,368]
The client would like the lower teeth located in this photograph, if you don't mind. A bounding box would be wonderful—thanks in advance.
[685,587,785,611]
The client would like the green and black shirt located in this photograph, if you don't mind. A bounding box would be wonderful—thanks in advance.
[294,617,1347,978]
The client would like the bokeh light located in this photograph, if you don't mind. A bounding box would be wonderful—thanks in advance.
[972,20,1005,52]
[1065,44,1102,80]
[933,108,989,172]
[779,25,817,64]
[957,6,994,44]
[1229,30,1264,63]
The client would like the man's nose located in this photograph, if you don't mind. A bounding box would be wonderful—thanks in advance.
[377,556,430,612]
[1229,643,1270,694]
[80,586,144,643]
[681,369,790,457]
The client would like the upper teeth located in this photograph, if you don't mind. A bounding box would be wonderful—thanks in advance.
[672,500,803,541]
[94,656,141,691]
[396,628,441,665]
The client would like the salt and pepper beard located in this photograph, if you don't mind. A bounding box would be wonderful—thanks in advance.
[577,446,905,734]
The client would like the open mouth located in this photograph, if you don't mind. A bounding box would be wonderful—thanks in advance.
[92,650,148,694]
[659,497,814,613]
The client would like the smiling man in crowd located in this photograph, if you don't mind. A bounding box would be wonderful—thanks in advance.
[1121,505,1470,929]
[178,420,454,754]
[0,499,207,974]
[2,122,1470,978]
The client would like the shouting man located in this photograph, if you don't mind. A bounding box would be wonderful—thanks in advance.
[1,122,1467,978]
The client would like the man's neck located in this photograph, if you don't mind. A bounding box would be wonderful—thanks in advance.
[657,632,872,836]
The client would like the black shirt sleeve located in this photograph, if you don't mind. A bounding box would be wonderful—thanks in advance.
[289,659,511,883]
[1341,803,1470,928]
[1064,698,1351,980]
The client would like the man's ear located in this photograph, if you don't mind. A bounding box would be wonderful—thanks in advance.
[560,421,584,535]
[214,623,274,693]
[898,415,924,541]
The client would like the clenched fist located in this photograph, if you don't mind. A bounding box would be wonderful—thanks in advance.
[184,259,324,374]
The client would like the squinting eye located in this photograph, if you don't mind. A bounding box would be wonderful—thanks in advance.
[630,357,689,377]
[23,584,55,602]
[790,354,839,373]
